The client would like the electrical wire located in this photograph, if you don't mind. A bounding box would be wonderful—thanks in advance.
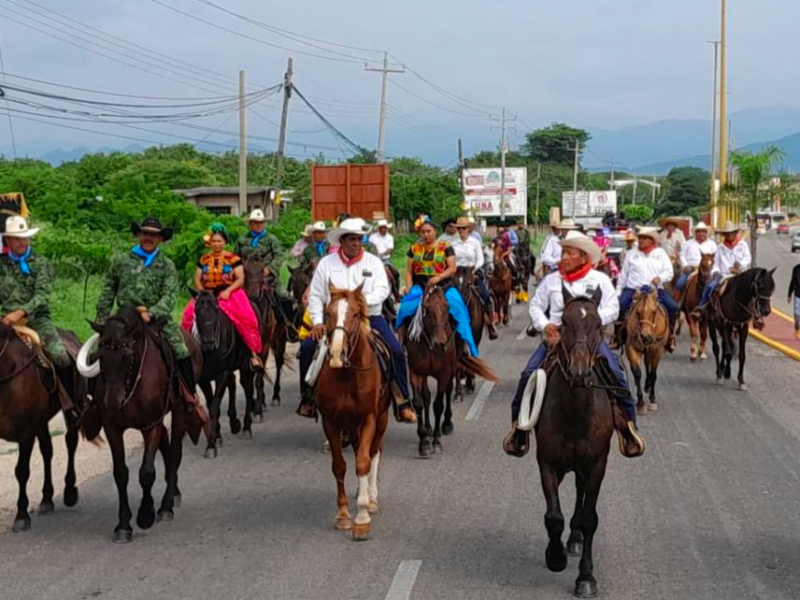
[0,24,16,158]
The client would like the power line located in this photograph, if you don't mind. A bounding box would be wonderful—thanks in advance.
[389,79,490,119]
[292,85,366,155]
[0,23,16,159]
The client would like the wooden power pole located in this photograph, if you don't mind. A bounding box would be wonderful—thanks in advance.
[718,0,728,189]
[238,70,247,216]
[276,57,294,191]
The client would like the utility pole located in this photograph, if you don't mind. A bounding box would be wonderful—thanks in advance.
[238,70,247,217]
[535,162,542,231]
[632,174,638,206]
[571,138,580,218]
[651,175,657,205]
[458,138,466,198]
[490,108,516,221]
[365,51,405,163]
[275,57,294,192]
[610,158,615,190]
[709,40,720,228]
[718,0,728,190]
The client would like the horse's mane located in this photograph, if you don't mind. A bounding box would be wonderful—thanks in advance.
[106,305,145,332]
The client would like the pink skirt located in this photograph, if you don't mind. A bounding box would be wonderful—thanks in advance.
[182,288,263,354]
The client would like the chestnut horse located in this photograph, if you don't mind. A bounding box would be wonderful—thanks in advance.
[680,253,715,362]
[0,323,87,532]
[316,285,390,541]
[454,266,484,398]
[624,287,669,414]
[533,288,615,599]
[490,245,512,325]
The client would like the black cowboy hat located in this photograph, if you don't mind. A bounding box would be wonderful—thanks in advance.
[442,218,456,229]
[131,216,173,241]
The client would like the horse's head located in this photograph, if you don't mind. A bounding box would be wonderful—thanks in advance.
[289,263,314,302]
[632,286,661,346]
[90,306,142,409]
[750,267,777,327]
[325,284,368,369]
[243,254,265,299]
[493,244,505,264]
[191,289,221,352]
[455,267,474,297]
[422,285,452,348]
[699,253,715,277]
[561,285,603,387]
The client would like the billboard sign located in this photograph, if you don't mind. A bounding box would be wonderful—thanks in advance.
[463,167,527,217]
[561,191,617,219]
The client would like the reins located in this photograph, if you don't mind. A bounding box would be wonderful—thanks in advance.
[0,335,36,384]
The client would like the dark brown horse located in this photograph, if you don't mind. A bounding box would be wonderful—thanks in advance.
[90,306,200,542]
[288,262,315,306]
[0,323,86,532]
[681,253,715,362]
[624,287,669,414]
[454,267,484,398]
[316,285,390,540]
[490,245,512,325]
[707,267,776,390]
[533,287,614,599]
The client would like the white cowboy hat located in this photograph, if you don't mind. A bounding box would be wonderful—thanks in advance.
[308,221,328,233]
[555,218,580,230]
[375,218,393,229]
[3,215,39,238]
[247,208,267,222]
[717,221,740,234]
[635,226,661,244]
[560,230,601,265]
[327,217,372,246]
[694,221,710,232]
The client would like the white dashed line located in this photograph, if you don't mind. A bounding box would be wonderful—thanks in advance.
[465,381,495,421]
[385,560,422,600]
[516,328,528,341]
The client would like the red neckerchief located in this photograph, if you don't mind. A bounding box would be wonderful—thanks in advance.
[723,236,739,249]
[640,244,656,255]
[338,248,364,267]
[559,261,593,283]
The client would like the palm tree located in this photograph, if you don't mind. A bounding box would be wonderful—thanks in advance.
[729,145,785,267]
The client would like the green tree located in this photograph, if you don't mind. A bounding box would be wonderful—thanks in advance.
[520,123,591,166]
[658,167,710,218]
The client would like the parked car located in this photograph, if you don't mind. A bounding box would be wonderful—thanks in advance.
[792,232,800,253]
[777,223,790,235]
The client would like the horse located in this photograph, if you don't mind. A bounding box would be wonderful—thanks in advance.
[624,287,670,414]
[405,286,498,457]
[0,323,86,532]
[533,287,615,599]
[243,255,291,411]
[89,306,199,542]
[680,253,715,362]
[454,267,484,398]
[490,245,512,326]
[315,285,390,540]
[191,290,256,458]
[707,268,776,390]
[288,262,315,306]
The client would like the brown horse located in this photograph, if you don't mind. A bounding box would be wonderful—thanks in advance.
[490,246,512,325]
[316,285,390,541]
[533,288,615,599]
[680,253,715,361]
[89,306,201,542]
[624,287,669,413]
[454,267,484,398]
[0,323,86,532]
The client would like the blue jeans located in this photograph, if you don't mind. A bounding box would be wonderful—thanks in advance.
[299,315,410,400]
[700,273,723,306]
[396,285,479,356]
[510,341,636,423]
[619,287,680,318]
[475,271,492,305]
[676,271,690,292]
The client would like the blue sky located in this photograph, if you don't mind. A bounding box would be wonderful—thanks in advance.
[0,0,797,165]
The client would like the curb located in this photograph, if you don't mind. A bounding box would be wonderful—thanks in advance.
[749,328,800,362]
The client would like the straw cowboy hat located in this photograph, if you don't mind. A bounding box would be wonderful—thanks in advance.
[308,221,328,233]
[327,217,372,246]
[624,231,637,242]
[3,215,39,238]
[658,216,684,228]
[455,217,472,228]
[131,216,173,241]
[560,230,601,265]
[694,221,710,232]
[717,221,740,234]
[635,226,661,244]
[374,217,393,229]
[552,218,580,230]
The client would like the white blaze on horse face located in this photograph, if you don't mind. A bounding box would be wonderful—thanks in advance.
[580,307,587,319]
[329,298,348,369]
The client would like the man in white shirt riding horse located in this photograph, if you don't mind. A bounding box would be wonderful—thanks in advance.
[692,221,752,317]
[675,221,717,300]
[539,218,580,274]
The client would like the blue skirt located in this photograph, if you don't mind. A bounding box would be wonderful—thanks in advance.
[396,285,479,356]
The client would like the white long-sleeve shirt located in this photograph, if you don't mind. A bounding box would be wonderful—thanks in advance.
[308,251,390,326]
[680,238,718,269]
[660,229,686,259]
[712,240,752,276]
[617,247,673,291]
[450,236,485,270]
[368,231,394,257]
[529,269,619,331]
[540,234,562,269]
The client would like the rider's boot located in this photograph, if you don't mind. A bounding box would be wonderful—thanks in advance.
[296,386,317,419]
[55,365,80,428]
[612,402,646,458]
[666,314,678,353]
[608,322,624,350]
[502,422,531,457]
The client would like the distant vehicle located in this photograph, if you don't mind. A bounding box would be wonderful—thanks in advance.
[777,223,790,235]
[792,232,800,253]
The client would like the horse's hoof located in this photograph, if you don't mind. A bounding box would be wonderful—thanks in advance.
[63,486,79,508]
[648,403,659,413]
[173,495,182,508]
[12,517,31,533]
[441,423,454,436]
[566,541,583,557]
[351,522,371,541]
[137,508,156,530]
[637,405,647,416]
[700,352,708,360]
[239,430,253,440]
[739,383,748,391]
[690,356,697,363]
[112,528,133,544]
[270,398,281,408]
[432,438,443,453]
[335,516,352,531]
[715,379,724,386]
[203,447,218,459]
[38,500,55,515]
[368,502,379,515]
[418,440,434,459]
[453,394,464,404]
[230,419,242,435]
[574,580,598,599]
[216,436,223,447]
[157,510,174,523]
[545,546,568,572]
[252,413,265,424]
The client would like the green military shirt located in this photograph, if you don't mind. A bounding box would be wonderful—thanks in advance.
[96,249,180,322]
[299,240,330,269]
[234,231,285,275]
[0,250,54,319]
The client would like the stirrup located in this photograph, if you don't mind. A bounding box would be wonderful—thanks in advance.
[616,422,646,458]
[502,422,530,458]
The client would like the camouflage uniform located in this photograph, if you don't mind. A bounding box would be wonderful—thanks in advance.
[0,250,70,368]
[234,231,285,275]
[96,249,189,359]
[299,240,330,270]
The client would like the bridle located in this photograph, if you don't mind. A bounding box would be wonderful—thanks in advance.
[99,328,148,408]
[630,291,667,345]
[420,288,456,351]
[195,298,235,360]
[327,299,373,370]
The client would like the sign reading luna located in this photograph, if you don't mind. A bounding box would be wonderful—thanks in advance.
[463,167,528,217]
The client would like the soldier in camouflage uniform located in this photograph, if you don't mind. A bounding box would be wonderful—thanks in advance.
[0,216,78,421]
[299,222,329,270]
[95,217,198,394]
[233,209,285,280]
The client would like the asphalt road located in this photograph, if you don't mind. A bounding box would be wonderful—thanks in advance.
[757,226,799,314]
[3,241,800,600]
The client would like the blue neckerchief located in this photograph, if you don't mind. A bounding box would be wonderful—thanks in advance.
[315,241,327,256]
[9,246,32,275]
[131,245,160,268]
[249,229,267,248]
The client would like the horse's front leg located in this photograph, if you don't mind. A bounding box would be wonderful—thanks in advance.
[688,315,699,361]
[574,457,609,599]
[322,417,351,532]
[353,412,377,541]
[204,374,225,458]
[540,463,568,572]
[272,335,287,407]
[106,426,133,542]
[227,376,242,432]
[36,425,55,516]
[567,471,586,557]
[12,437,35,532]
[699,317,709,360]
[240,367,255,440]
[63,426,79,507]
[722,326,734,380]
[626,348,645,414]
[646,349,663,410]
[432,387,445,453]
[156,424,175,522]
[737,325,749,391]
[442,376,454,436]
[709,321,723,383]
[136,426,161,531]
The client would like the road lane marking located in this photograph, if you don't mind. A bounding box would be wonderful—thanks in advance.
[516,328,528,341]
[385,560,422,600]
[466,381,495,421]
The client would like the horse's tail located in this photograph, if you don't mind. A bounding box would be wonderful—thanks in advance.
[459,355,500,383]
